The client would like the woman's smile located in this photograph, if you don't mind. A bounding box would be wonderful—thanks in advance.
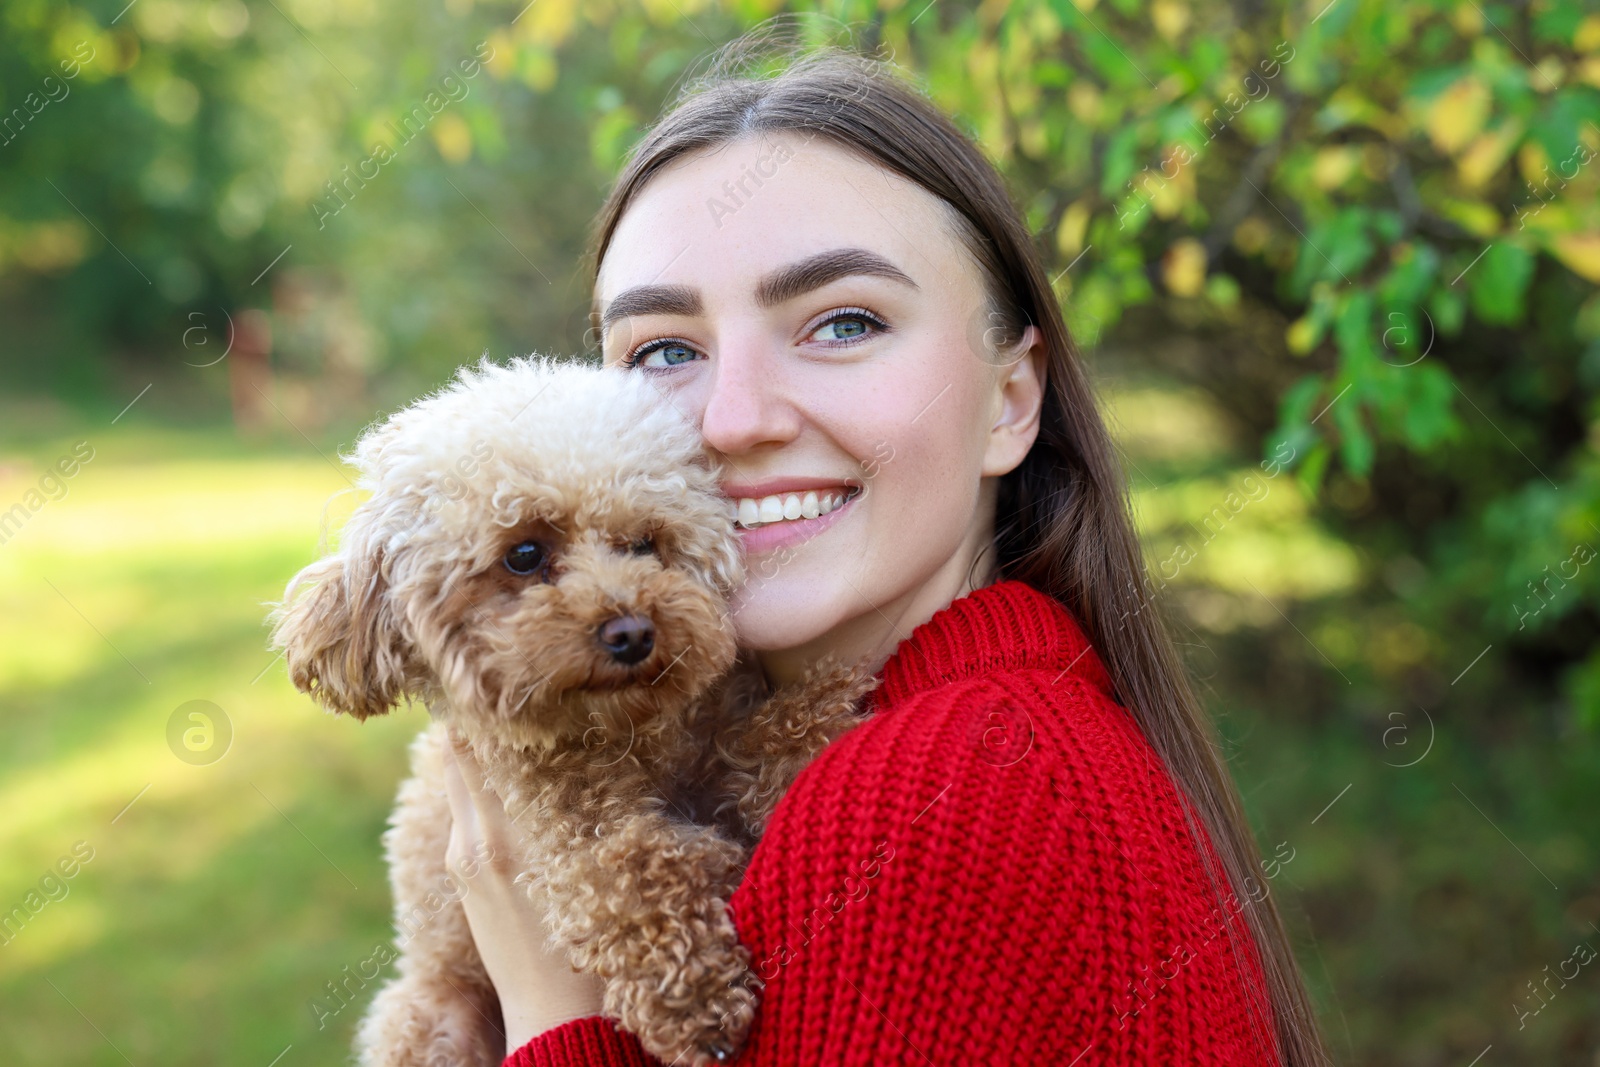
[721,477,863,555]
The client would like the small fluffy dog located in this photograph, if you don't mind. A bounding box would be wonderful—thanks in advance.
[267,356,873,1067]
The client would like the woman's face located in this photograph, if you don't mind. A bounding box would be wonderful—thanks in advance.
[596,133,1044,684]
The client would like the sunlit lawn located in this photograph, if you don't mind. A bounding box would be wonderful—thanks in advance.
[0,410,427,1066]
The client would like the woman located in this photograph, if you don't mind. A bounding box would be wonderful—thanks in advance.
[441,40,1331,1066]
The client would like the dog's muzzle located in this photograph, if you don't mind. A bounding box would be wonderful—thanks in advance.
[596,614,655,665]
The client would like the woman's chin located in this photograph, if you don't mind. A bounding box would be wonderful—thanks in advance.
[726,582,836,654]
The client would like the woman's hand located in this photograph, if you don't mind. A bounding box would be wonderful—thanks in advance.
[441,727,606,1054]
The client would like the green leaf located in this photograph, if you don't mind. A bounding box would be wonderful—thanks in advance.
[1332,383,1374,477]
[1468,242,1535,325]
[1532,1,1587,45]
[1566,652,1600,732]
[1379,243,1441,306]
[1398,363,1464,450]
[1429,283,1466,335]
[1333,288,1377,366]
[1530,86,1600,166]
[1295,440,1334,497]
[1235,96,1286,143]
[1281,373,1329,425]
[1100,124,1143,197]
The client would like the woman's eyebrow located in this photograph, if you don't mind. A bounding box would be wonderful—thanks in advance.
[599,247,918,332]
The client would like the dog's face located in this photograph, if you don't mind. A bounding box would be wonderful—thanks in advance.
[266,356,743,752]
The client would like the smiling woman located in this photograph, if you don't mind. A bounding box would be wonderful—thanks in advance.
[596,159,1036,689]
[441,33,1333,1067]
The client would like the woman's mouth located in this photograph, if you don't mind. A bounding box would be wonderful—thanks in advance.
[723,484,862,556]
[731,487,859,529]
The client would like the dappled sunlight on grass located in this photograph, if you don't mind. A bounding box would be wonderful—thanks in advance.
[1,423,423,1064]
[1100,380,1239,468]
[1110,382,1364,602]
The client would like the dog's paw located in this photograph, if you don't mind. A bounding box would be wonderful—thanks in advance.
[670,983,759,1067]
[700,972,759,1061]
[620,966,759,1067]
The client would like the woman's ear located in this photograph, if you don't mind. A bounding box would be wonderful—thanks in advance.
[266,541,416,720]
[981,324,1047,477]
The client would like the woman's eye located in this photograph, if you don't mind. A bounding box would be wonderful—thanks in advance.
[808,309,886,345]
[625,340,700,369]
[504,540,549,576]
[620,310,886,367]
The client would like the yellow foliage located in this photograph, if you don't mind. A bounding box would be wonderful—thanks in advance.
[1287,316,1319,355]
[1578,56,1600,89]
[1533,57,1565,92]
[1550,233,1600,283]
[484,29,515,79]
[1071,0,1099,12]
[1148,167,1194,220]
[1438,196,1501,236]
[1233,216,1271,255]
[1457,121,1523,189]
[1427,76,1490,155]
[968,40,1000,86]
[1152,0,1191,41]
[518,0,577,46]
[980,0,1012,26]
[1518,202,1574,237]
[10,221,89,273]
[1326,86,1405,139]
[1518,140,1551,182]
[1056,198,1092,259]
[1578,14,1600,53]
[1068,81,1103,123]
[134,0,185,42]
[1163,238,1207,297]
[1450,3,1482,35]
[1311,146,1361,190]
[430,112,472,164]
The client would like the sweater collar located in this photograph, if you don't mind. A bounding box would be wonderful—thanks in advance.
[870,578,1116,709]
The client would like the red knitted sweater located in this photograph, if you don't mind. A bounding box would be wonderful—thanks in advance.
[503,579,1282,1066]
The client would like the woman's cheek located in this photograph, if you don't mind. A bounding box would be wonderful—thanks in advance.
[870,423,975,557]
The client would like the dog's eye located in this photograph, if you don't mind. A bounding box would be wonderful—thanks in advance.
[628,536,656,557]
[504,540,550,576]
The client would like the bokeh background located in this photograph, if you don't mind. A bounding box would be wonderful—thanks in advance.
[2,0,1598,1063]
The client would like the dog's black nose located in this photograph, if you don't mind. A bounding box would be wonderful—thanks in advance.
[596,614,654,665]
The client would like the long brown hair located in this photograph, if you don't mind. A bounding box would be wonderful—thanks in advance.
[583,27,1330,1067]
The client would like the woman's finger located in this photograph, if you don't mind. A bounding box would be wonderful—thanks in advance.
[445,727,518,854]
[440,733,480,869]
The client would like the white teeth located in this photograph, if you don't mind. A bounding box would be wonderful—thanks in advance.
[732,488,854,528]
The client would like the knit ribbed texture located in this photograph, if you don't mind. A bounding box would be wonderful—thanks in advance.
[504,1016,653,1066]
[504,579,1281,1066]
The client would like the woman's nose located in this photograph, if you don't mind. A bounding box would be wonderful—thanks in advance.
[698,342,803,455]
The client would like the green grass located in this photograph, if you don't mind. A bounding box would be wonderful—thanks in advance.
[0,412,424,1065]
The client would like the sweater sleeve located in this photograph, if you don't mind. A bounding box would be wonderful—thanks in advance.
[501,1015,652,1066]
[505,671,1279,1066]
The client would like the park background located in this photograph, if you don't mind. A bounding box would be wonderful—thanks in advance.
[2,0,1599,1062]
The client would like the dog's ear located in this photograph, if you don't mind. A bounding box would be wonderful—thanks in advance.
[267,542,416,720]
